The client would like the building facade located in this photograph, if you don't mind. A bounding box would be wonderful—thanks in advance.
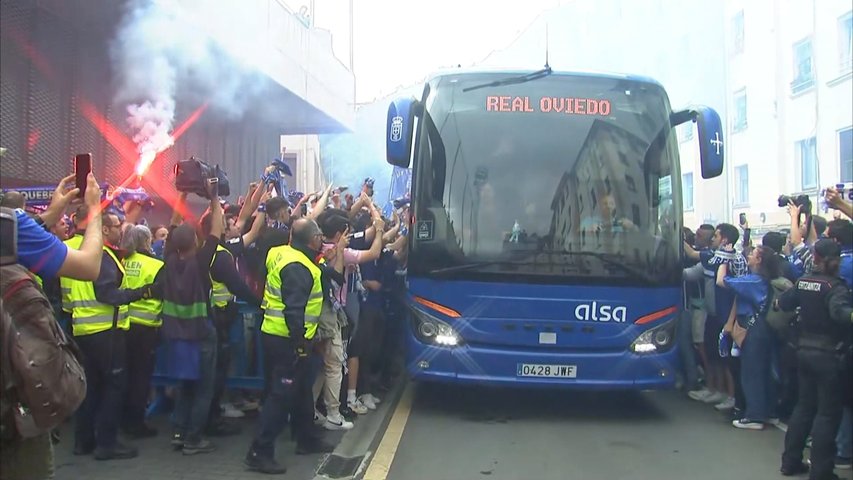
[720,0,852,232]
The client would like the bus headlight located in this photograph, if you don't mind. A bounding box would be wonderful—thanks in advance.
[411,308,463,347]
[630,318,676,354]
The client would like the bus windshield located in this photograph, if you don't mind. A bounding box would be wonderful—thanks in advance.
[410,72,683,286]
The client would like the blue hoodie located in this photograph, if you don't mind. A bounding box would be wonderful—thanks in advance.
[724,273,768,317]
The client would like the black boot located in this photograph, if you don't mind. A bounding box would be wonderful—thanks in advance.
[73,442,94,456]
[779,462,809,476]
[94,442,139,461]
[244,450,287,474]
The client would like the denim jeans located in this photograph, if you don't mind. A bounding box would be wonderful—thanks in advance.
[838,407,852,461]
[739,318,777,421]
[677,309,699,390]
[171,328,217,443]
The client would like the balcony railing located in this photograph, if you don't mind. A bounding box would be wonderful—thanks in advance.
[791,75,815,95]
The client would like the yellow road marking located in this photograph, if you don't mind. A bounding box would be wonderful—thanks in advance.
[363,383,415,480]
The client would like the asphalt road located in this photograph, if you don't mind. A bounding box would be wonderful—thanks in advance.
[373,383,853,480]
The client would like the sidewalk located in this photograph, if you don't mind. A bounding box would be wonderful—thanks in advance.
[53,413,345,480]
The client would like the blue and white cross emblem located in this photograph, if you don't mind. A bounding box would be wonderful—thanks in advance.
[710,132,723,155]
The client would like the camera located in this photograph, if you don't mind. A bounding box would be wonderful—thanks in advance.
[777,194,811,212]
[175,156,230,199]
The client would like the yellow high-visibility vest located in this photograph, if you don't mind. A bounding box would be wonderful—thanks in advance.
[261,245,322,339]
[59,234,84,313]
[68,247,129,336]
[209,245,234,308]
[123,252,164,327]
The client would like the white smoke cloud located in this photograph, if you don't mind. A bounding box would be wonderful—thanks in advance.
[110,0,270,173]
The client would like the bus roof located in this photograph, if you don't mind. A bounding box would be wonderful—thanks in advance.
[426,67,664,89]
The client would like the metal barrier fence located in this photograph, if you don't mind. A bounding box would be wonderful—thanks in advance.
[150,302,266,391]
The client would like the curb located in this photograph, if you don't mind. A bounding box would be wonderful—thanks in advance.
[312,379,408,480]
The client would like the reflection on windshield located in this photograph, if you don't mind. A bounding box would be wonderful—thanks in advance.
[411,73,682,285]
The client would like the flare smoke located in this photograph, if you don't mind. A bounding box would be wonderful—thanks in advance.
[110,0,267,175]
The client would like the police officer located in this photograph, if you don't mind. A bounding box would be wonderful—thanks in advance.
[69,212,152,460]
[245,218,334,474]
[120,225,164,438]
[777,239,853,479]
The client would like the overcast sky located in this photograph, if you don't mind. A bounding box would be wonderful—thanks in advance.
[309,0,564,102]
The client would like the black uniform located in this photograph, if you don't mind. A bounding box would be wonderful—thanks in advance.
[207,239,262,431]
[248,243,342,466]
[778,273,853,479]
[75,247,148,456]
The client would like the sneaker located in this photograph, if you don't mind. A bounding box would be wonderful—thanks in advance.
[358,394,377,410]
[767,418,783,427]
[339,405,358,421]
[235,399,260,412]
[836,457,853,469]
[687,388,713,402]
[221,402,245,418]
[732,418,765,430]
[714,397,736,411]
[182,439,216,456]
[701,392,728,404]
[729,407,743,421]
[314,410,327,426]
[245,450,287,475]
[347,399,369,415]
[363,393,381,404]
[324,413,354,431]
[170,432,185,450]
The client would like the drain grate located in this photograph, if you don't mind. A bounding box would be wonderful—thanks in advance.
[316,454,365,479]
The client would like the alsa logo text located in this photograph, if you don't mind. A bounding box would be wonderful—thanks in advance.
[574,302,627,323]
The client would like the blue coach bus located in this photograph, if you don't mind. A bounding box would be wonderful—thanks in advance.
[385,68,724,389]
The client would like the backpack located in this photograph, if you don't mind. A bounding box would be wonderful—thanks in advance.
[0,207,86,442]
[765,276,797,336]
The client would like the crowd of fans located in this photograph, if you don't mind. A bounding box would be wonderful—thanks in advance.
[0,166,410,476]
[678,187,853,479]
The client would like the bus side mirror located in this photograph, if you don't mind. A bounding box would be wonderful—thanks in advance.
[386,97,417,168]
[695,106,724,179]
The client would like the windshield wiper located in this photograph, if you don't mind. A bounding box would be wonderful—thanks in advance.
[427,261,517,276]
[461,67,553,93]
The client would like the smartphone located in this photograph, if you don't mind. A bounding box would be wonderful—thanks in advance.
[207,177,219,198]
[738,213,747,226]
[74,153,92,198]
